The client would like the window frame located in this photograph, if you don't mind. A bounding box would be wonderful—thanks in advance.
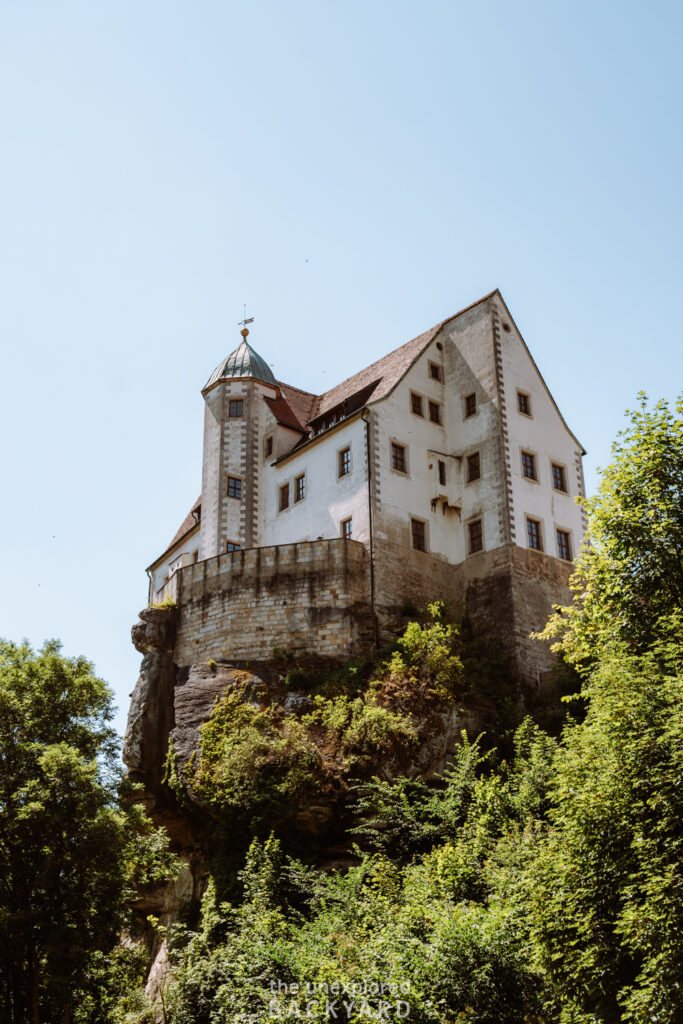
[466,451,481,484]
[390,441,408,475]
[294,473,306,503]
[428,361,443,382]
[279,482,290,512]
[551,462,568,493]
[526,517,543,551]
[438,459,447,487]
[228,398,244,418]
[226,540,241,553]
[468,518,484,554]
[264,435,274,459]
[517,391,532,417]
[226,475,242,500]
[410,391,424,417]
[411,517,427,552]
[338,446,351,478]
[341,517,353,540]
[521,450,538,482]
[464,392,477,419]
[428,400,442,425]
[556,528,572,561]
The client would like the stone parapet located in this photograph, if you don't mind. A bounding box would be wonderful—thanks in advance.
[174,538,374,666]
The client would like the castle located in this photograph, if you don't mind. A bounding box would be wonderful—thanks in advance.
[145,290,585,686]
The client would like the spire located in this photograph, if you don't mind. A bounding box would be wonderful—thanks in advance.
[204,316,277,391]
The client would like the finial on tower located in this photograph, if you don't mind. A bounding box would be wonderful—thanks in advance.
[238,305,254,339]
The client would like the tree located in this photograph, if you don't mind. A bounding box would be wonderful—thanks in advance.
[544,394,683,667]
[0,639,176,1024]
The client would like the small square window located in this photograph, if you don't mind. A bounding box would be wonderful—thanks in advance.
[341,517,352,539]
[464,393,477,418]
[521,451,537,481]
[429,362,442,382]
[428,401,442,425]
[226,541,241,552]
[411,518,426,552]
[438,460,446,486]
[552,463,567,492]
[338,447,351,477]
[468,519,483,554]
[227,475,242,499]
[410,392,424,417]
[295,474,306,502]
[229,399,244,418]
[467,452,481,483]
[279,483,290,511]
[391,443,407,473]
[556,529,572,561]
[265,435,273,458]
[517,392,531,416]
[527,518,543,551]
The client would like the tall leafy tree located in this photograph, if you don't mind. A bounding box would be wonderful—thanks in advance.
[544,394,683,666]
[0,639,176,1024]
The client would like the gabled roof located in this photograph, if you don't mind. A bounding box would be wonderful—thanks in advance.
[264,394,307,433]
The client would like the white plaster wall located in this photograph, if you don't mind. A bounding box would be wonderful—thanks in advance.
[372,328,503,565]
[498,310,585,561]
[259,417,370,546]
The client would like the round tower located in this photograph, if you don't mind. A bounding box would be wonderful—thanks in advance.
[200,327,277,559]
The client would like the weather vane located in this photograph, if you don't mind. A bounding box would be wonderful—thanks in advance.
[238,304,254,330]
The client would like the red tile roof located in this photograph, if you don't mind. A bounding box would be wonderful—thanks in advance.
[264,394,307,432]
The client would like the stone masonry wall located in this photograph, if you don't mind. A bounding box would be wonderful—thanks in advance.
[174,538,375,666]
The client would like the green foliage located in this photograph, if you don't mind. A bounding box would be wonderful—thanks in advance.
[384,600,464,701]
[189,689,321,828]
[151,594,177,609]
[543,394,683,667]
[528,647,683,1023]
[303,692,416,768]
[0,639,177,1024]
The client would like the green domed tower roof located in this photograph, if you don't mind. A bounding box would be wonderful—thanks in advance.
[204,329,276,390]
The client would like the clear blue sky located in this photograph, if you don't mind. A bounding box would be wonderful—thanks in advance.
[1,1,681,737]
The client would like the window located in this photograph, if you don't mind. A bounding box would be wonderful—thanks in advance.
[465,392,477,418]
[341,517,353,539]
[521,451,537,481]
[391,442,407,473]
[552,463,567,492]
[192,549,199,563]
[226,541,241,552]
[410,392,424,417]
[338,447,351,477]
[468,519,483,554]
[556,529,572,561]
[428,401,442,425]
[517,392,531,416]
[411,518,426,552]
[429,361,442,382]
[438,460,446,486]
[295,474,306,502]
[527,518,543,551]
[229,399,244,417]
[279,483,289,511]
[227,475,242,499]
[265,435,273,458]
[467,452,481,483]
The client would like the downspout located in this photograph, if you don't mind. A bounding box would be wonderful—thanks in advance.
[146,568,152,606]
[361,408,379,647]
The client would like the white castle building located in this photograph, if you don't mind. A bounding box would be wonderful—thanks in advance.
[147,290,585,680]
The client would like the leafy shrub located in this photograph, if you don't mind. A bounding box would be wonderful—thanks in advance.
[303,693,416,768]
[189,690,321,828]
